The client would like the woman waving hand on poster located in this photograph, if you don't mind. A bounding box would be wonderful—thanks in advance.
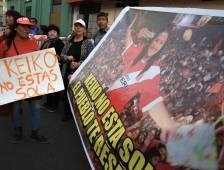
[107,29,178,131]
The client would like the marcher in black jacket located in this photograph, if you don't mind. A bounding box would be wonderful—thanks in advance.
[41,25,64,112]
[60,19,94,121]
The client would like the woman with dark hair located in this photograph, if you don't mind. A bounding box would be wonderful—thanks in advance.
[155,143,176,170]
[128,31,168,74]
[39,25,48,35]
[5,10,21,26]
[0,10,21,43]
[107,32,169,110]
[122,15,156,74]
[0,10,21,117]
[107,29,182,137]
[0,17,48,144]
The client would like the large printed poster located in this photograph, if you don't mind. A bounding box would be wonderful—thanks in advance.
[68,7,224,170]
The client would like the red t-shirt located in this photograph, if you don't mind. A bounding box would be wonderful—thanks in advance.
[107,43,162,113]
[0,36,39,58]
[156,162,175,170]
[0,37,38,115]
[107,75,161,113]
[0,35,7,44]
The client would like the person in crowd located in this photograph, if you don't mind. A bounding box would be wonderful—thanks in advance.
[115,29,185,132]
[93,12,109,46]
[146,146,161,168]
[33,25,48,47]
[30,17,40,35]
[106,12,182,134]
[61,19,94,121]
[39,25,48,35]
[0,10,21,43]
[29,18,45,47]
[87,31,94,45]
[41,24,64,112]
[0,10,21,117]
[0,16,48,144]
[120,92,143,128]
[156,143,176,170]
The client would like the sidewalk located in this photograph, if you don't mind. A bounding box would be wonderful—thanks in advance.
[0,100,90,170]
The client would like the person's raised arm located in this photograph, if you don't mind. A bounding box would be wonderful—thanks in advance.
[148,101,179,132]
[124,14,138,49]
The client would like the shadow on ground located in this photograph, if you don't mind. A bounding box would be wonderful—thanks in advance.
[0,98,91,170]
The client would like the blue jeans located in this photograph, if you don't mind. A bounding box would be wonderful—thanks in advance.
[12,100,40,130]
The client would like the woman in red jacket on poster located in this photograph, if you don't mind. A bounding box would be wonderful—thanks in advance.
[0,10,21,44]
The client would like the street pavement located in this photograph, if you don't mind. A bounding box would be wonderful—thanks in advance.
[0,98,91,170]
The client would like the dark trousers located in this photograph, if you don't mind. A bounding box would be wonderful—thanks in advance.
[63,76,72,117]
[45,92,60,110]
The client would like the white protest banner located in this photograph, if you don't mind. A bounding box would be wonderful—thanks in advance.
[0,48,64,105]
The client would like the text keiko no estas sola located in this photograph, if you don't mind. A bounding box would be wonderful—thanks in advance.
[0,51,59,99]
[71,74,153,170]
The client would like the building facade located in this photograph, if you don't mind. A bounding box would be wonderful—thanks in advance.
[0,0,3,27]
[6,0,72,36]
[5,0,224,36]
[67,0,224,36]
[0,0,7,28]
